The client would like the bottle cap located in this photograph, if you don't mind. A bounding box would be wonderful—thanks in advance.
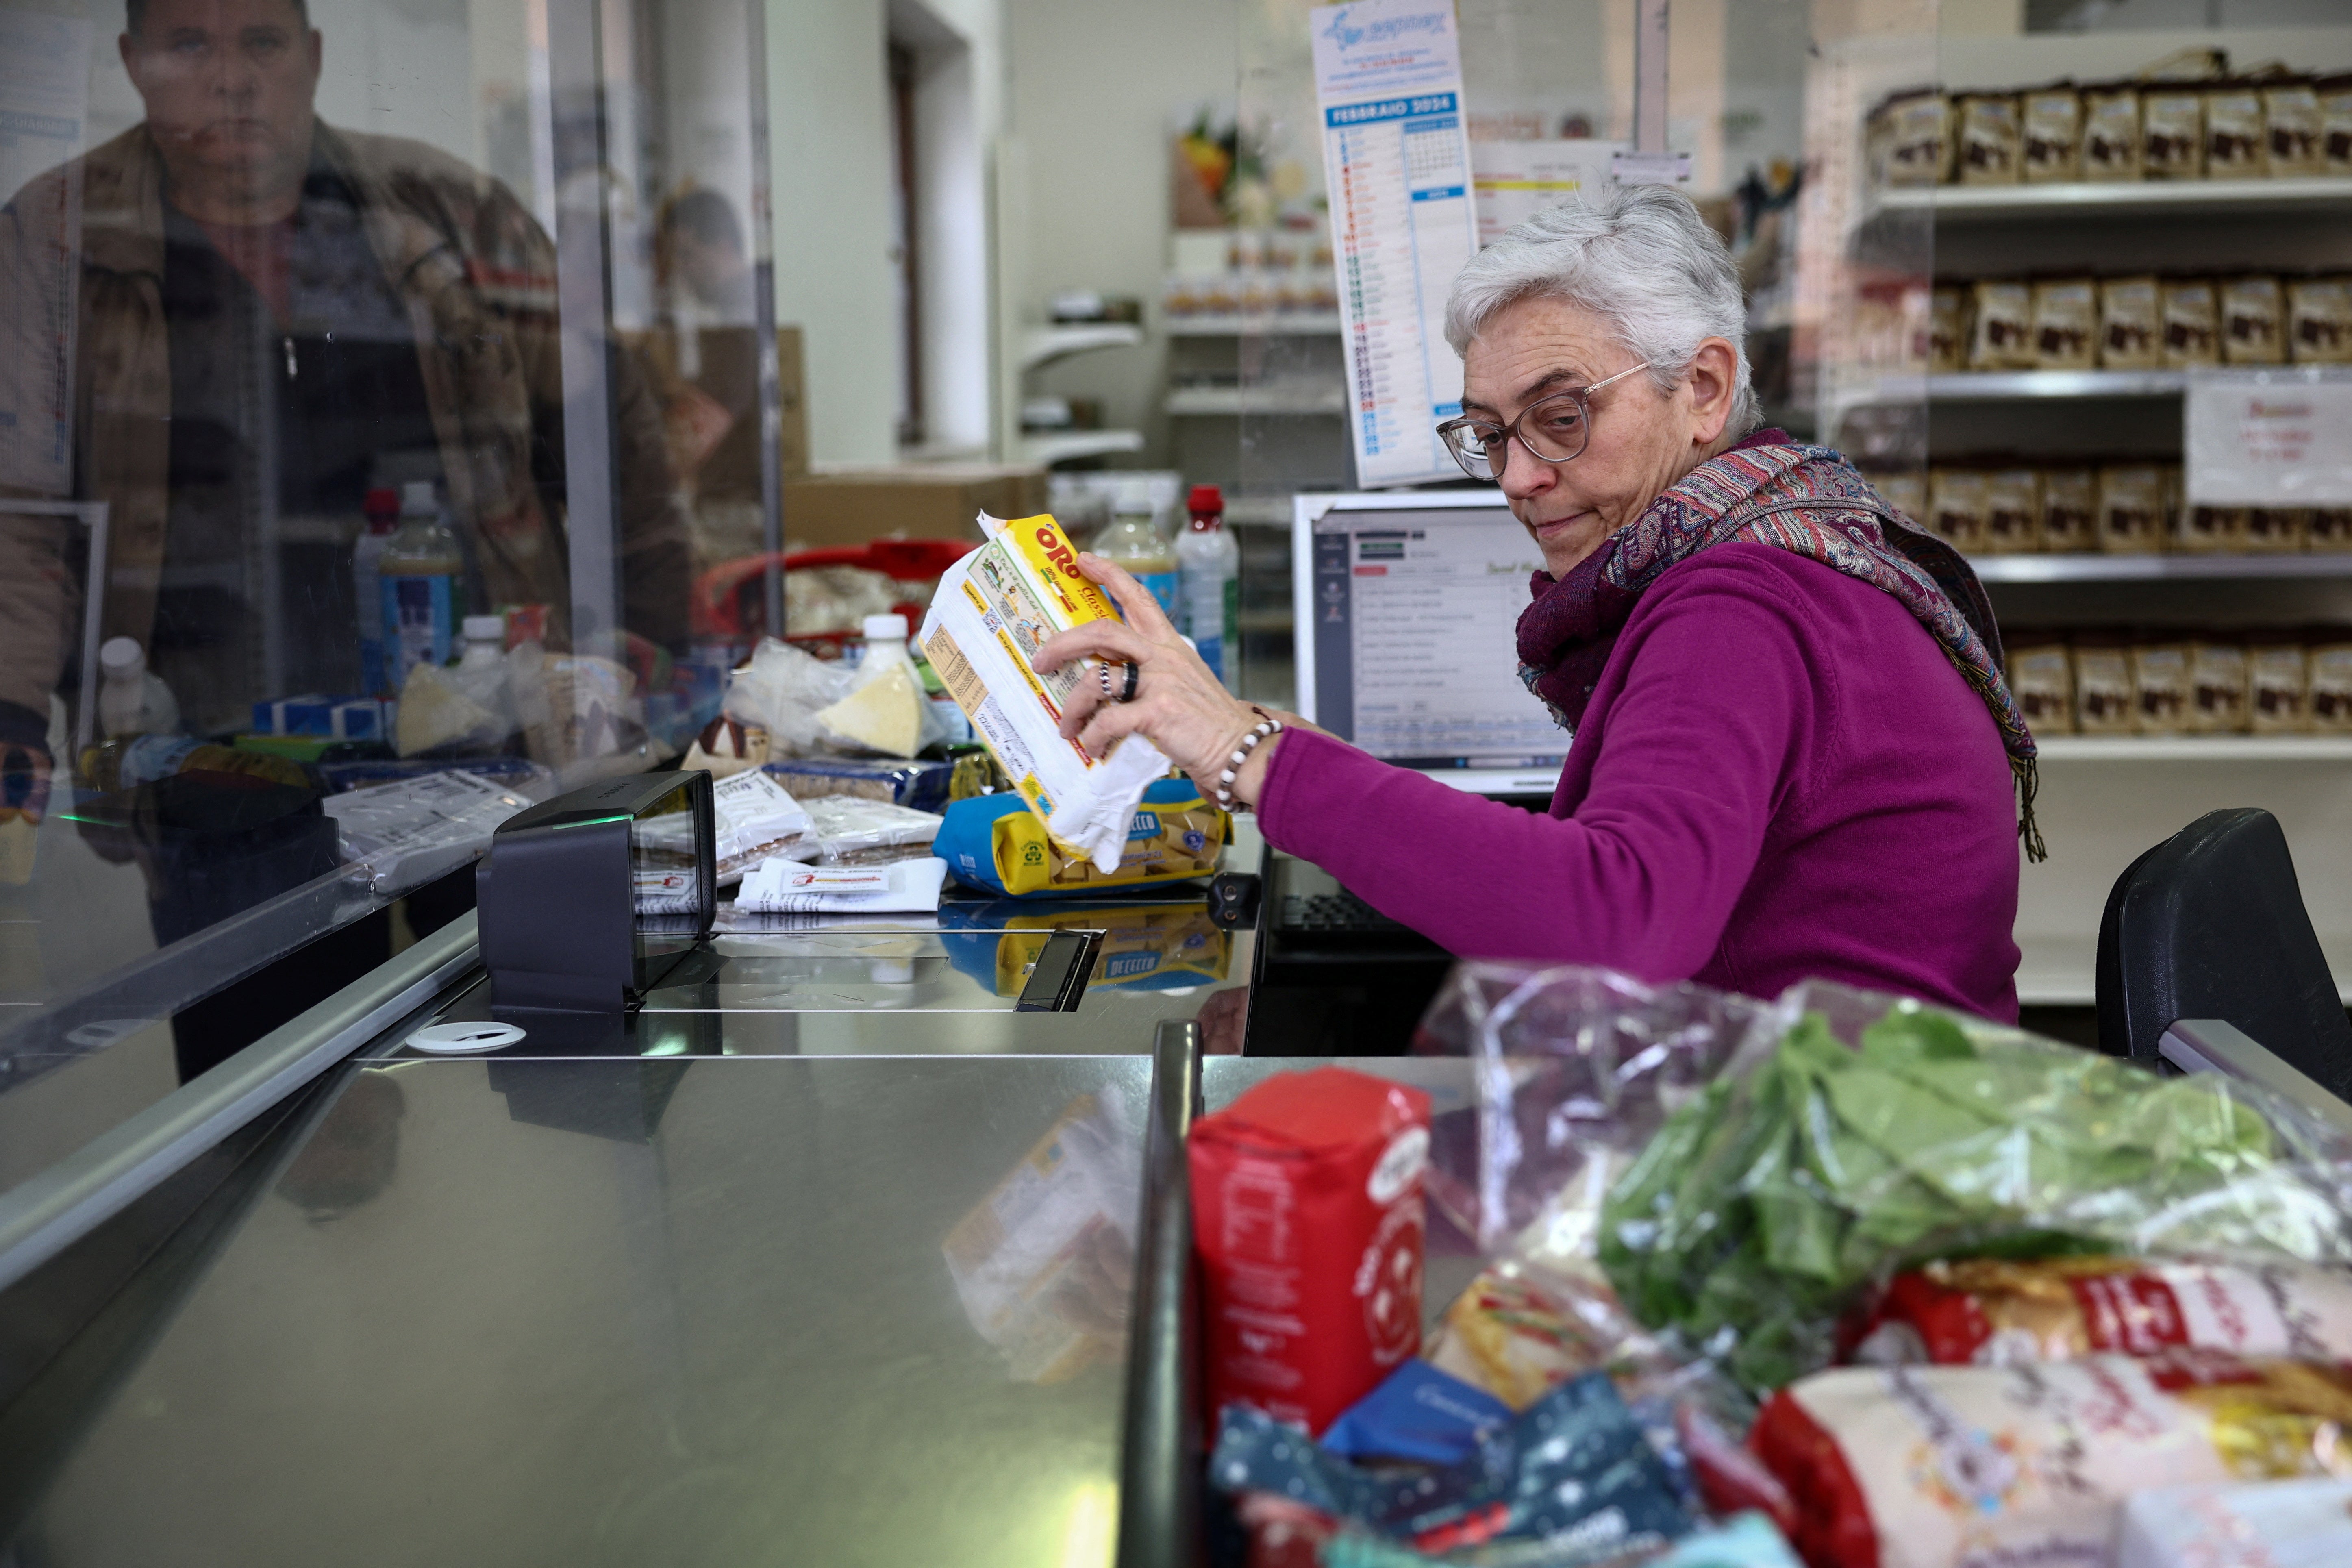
[862,613,910,642]
[401,480,437,513]
[363,487,400,530]
[1188,484,1224,514]
[99,635,143,676]
[463,615,507,642]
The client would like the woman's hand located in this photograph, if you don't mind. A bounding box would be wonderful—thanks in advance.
[1035,553,1276,803]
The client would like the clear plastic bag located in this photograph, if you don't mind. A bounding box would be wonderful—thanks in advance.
[322,769,539,895]
[722,637,852,757]
[1419,965,2352,1395]
[802,795,941,866]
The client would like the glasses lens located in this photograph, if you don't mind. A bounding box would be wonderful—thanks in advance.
[1517,393,1590,461]
[1441,424,1502,480]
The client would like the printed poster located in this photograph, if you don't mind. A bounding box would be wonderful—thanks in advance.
[1311,0,1480,489]
[2185,368,2352,506]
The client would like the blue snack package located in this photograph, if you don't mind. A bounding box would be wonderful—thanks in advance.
[1212,1371,1692,1558]
[1320,1359,1511,1468]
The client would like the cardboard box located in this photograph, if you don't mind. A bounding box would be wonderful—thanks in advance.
[784,463,1049,549]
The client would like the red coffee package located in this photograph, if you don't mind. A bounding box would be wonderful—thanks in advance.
[1189,1067,1432,1435]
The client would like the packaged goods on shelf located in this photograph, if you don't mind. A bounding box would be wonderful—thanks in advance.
[2098,276,2163,369]
[2021,84,2083,181]
[2264,79,2325,175]
[2311,641,2352,732]
[1926,287,1968,373]
[2242,506,2307,551]
[2251,638,2311,732]
[2174,502,2244,552]
[2204,81,2269,178]
[2188,639,2251,732]
[1982,467,2042,552]
[2312,509,2352,550]
[2162,279,2222,365]
[2007,641,2074,732]
[2325,74,2352,174]
[2288,278,2352,363]
[2222,275,2287,364]
[2098,463,2168,552]
[2143,85,2207,178]
[2040,468,2098,551]
[1966,280,2034,368]
[2074,641,2137,734]
[2029,278,2098,370]
[1928,469,1989,554]
[2132,641,2193,733]
[2082,83,2143,178]
[1871,87,1950,187]
[1955,93,2022,183]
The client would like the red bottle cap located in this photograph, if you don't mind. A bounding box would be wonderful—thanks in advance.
[1187,484,1224,524]
[362,487,400,531]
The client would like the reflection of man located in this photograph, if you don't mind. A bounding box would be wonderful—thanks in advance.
[655,188,756,325]
[0,0,691,806]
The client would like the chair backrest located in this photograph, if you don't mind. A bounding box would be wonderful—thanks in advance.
[2095,807,2352,1103]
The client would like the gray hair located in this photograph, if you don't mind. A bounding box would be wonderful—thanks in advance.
[1444,183,1760,435]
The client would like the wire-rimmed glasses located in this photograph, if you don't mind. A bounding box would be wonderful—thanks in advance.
[1435,361,1652,481]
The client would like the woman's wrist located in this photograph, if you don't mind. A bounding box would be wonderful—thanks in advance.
[1228,729,1282,809]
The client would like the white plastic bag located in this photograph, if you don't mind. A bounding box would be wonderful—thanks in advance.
[723,637,852,757]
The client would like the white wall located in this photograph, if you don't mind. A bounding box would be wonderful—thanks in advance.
[1004,0,1239,466]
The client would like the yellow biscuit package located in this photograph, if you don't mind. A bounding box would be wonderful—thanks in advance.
[920,513,1172,871]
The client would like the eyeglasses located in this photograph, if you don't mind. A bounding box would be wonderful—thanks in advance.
[1435,362,1652,481]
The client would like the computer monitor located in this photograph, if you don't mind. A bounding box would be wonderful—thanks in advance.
[1291,490,1568,797]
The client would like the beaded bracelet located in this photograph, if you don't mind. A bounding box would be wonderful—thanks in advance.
[1215,715,1283,810]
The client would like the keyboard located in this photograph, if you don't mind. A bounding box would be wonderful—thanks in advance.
[1277,890,1411,935]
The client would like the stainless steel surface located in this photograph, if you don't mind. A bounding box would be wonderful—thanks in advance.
[356,909,1252,1061]
[2158,1018,2352,1141]
[1115,1021,1201,1568]
[10,1051,1153,1567]
[0,915,479,1294]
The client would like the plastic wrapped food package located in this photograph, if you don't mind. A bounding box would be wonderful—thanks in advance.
[919,512,1172,872]
[722,637,853,757]
[709,768,815,883]
[1852,1256,2352,1367]
[932,777,1227,898]
[1752,1355,2352,1568]
[761,755,954,812]
[2117,1478,2352,1568]
[802,795,942,865]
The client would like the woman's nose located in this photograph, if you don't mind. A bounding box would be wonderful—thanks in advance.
[1494,437,1555,501]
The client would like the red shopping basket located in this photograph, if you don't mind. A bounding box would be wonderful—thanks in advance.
[693,539,977,650]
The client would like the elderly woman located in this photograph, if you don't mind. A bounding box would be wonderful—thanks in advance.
[1038,186,2034,1020]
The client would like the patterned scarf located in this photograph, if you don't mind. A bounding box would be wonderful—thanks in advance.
[1516,436,2045,861]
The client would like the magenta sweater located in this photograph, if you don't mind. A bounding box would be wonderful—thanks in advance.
[1258,542,2022,1021]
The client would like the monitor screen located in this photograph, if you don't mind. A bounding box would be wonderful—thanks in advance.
[1304,502,1567,772]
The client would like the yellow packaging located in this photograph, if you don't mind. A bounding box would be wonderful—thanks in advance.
[986,905,1230,996]
[920,512,1173,871]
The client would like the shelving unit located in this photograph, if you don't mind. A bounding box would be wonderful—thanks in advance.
[1870,177,2352,224]
[1016,317,1142,468]
[2037,736,2352,762]
[1163,385,1348,417]
[1163,313,1342,337]
[1019,323,1143,373]
[1967,553,2352,583]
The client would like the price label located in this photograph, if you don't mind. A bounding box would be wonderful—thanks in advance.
[2185,367,2352,505]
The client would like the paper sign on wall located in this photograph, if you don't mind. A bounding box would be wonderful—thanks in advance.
[1469,140,1626,247]
[1311,0,1482,489]
[2185,368,2352,505]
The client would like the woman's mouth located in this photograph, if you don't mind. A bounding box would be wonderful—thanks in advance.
[1527,511,1593,541]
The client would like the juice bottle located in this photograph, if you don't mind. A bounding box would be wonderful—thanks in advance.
[379,481,463,692]
[1096,498,1179,623]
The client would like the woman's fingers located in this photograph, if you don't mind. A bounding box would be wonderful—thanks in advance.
[1075,696,1156,761]
[1076,552,1180,638]
[1035,618,1155,675]
[1056,668,1108,739]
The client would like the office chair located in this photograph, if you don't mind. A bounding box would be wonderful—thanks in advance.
[2095,807,2352,1103]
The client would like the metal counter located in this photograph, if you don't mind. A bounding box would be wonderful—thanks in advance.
[7,1047,1160,1566]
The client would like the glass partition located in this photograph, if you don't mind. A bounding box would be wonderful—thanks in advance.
[0,0,775,1084]
[1227,0,1939,707]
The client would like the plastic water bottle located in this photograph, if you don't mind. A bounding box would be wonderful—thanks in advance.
[353,486,399,697]
[1177,484,1239,684]
[379,481,462,692]
[1097,500,1180,623]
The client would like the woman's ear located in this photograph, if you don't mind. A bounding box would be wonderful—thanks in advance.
[1684,337,1741,446]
